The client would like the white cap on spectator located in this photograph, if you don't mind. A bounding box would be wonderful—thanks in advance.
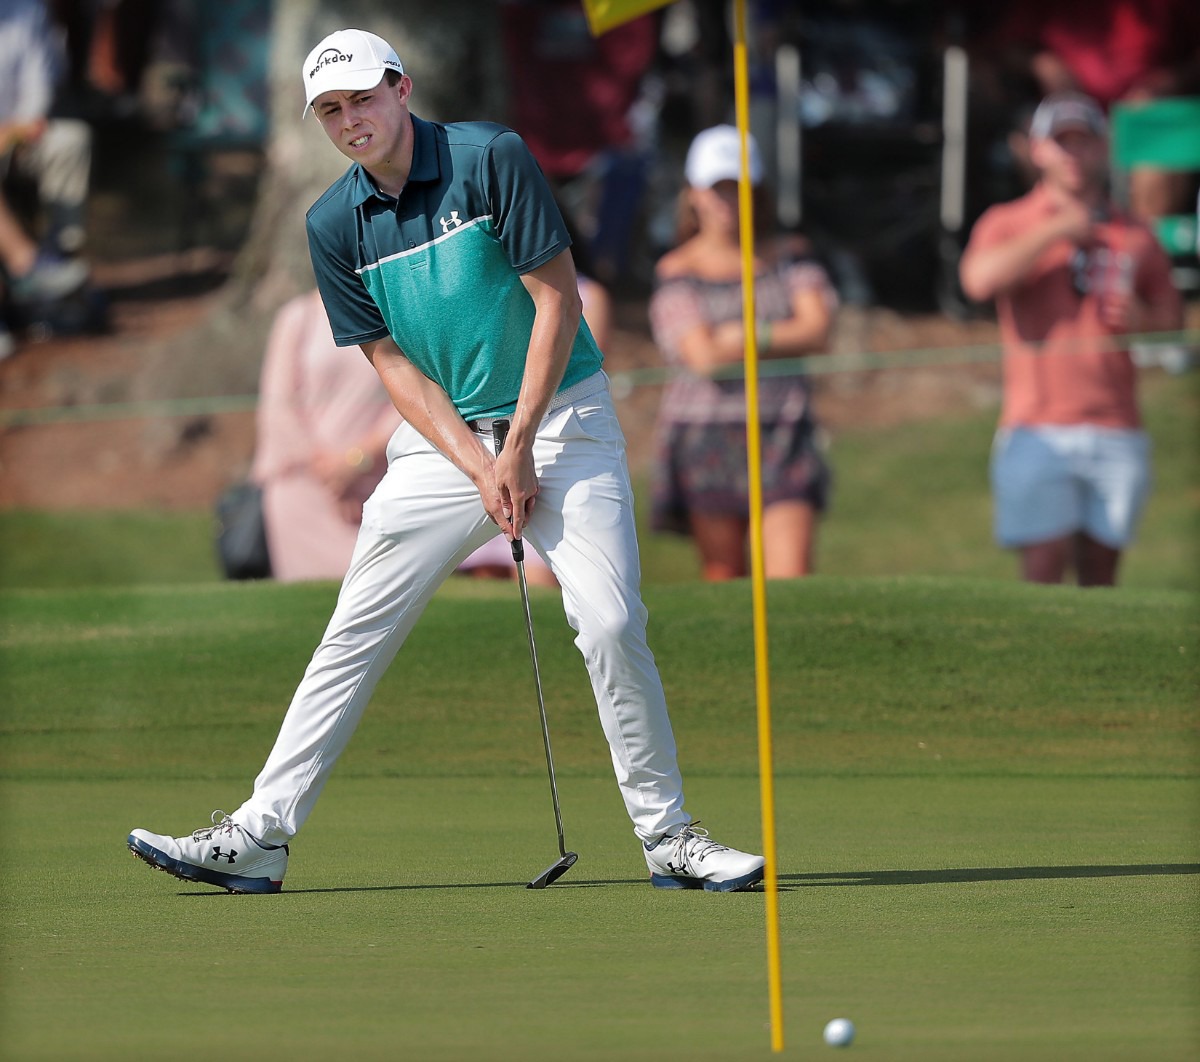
[302,29,404,117]
[1029,92,1107,140]
[685,124,764,188]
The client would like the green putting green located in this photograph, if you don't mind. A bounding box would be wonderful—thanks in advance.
[1,577,1196,1059]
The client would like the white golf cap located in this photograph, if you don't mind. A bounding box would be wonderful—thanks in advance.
[684,124,764,188]
[1029,92,1107,140]
[301,28,404,117]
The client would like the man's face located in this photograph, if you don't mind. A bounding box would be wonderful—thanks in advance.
[1031,127,1108,194]
[312,75,412,169]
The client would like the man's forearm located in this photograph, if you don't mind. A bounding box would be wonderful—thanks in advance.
[511,298,578,435]
[960,223,1066,302]
[508,251,583,452]
[362,340,490,489]
[961,200,1091,303]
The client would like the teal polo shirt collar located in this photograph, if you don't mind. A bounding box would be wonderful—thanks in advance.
[348,115,441,207]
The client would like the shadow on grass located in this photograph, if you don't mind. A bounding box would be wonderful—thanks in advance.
[176,863,1199,896]
[177,878,642,896]
[779,863,1200,888]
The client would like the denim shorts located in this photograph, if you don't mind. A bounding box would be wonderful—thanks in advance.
[991,425,1152,549]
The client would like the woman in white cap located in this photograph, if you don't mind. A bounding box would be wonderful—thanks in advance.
[649,125,837,581]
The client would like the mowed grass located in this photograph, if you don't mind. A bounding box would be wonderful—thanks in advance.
[1,576,1197,1060]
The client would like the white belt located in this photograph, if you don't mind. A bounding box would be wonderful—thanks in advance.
[466,372,605,433]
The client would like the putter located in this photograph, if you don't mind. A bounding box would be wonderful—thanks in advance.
[492,419,579,889]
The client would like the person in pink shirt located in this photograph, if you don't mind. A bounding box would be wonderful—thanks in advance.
[959,93,1182,586]
[251,289,402,582]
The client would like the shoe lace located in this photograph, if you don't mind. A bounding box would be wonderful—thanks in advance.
[190,810,238,842]
[668,821,729,870]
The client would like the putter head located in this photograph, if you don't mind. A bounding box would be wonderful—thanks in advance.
[526,851,579,889]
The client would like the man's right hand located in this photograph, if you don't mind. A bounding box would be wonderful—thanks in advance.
[1048,198,1094,244]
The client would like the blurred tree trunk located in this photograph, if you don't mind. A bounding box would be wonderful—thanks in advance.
[134,0,503,410]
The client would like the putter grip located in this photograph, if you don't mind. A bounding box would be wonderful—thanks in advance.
[490,419,524,563]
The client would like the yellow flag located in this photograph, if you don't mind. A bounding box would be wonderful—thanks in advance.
[581,0,677,35]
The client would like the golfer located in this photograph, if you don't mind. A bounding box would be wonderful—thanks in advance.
[128,29,764,894]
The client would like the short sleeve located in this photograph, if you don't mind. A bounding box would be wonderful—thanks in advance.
[963,203,1014,258]
[306,216,391,347]
[482,130,571,274]
[1132,227,1181,308]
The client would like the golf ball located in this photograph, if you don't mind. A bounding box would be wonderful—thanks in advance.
[823,1018,855,1047]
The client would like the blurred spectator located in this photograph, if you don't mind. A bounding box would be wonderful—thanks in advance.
[498,1,661,289]
[648,125,836,581]
[457,266,613,590]
[78,0,162,104]
[1,0,91,348]
[990,0,1200,226]
[577,272,613,353]
[657,0,734,135]
[958,93,1183,587]
[251,290,401,584]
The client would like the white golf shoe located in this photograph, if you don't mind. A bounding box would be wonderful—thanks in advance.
[127,811,288,894]
[644,822,765,892]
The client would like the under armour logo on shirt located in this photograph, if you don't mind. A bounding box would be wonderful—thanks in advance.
[440,211,462,233]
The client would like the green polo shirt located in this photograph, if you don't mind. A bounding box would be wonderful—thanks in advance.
[306,116,603,421]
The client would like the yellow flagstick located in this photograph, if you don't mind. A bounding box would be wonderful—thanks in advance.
[732,0,785,1052]
[581,0,783,1051]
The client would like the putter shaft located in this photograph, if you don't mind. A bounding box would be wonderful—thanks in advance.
[515,555,568,859]
[491,418,576,887]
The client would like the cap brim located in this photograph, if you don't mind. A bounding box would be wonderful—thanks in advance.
[1031,121,1103,141]
[302,69,388,118]
[1051,120,1103,137]
[690,172,739,188]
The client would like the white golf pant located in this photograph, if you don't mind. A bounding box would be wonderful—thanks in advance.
[233,381,688,845]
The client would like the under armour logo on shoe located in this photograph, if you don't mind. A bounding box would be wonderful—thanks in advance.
[210,847,237,864]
